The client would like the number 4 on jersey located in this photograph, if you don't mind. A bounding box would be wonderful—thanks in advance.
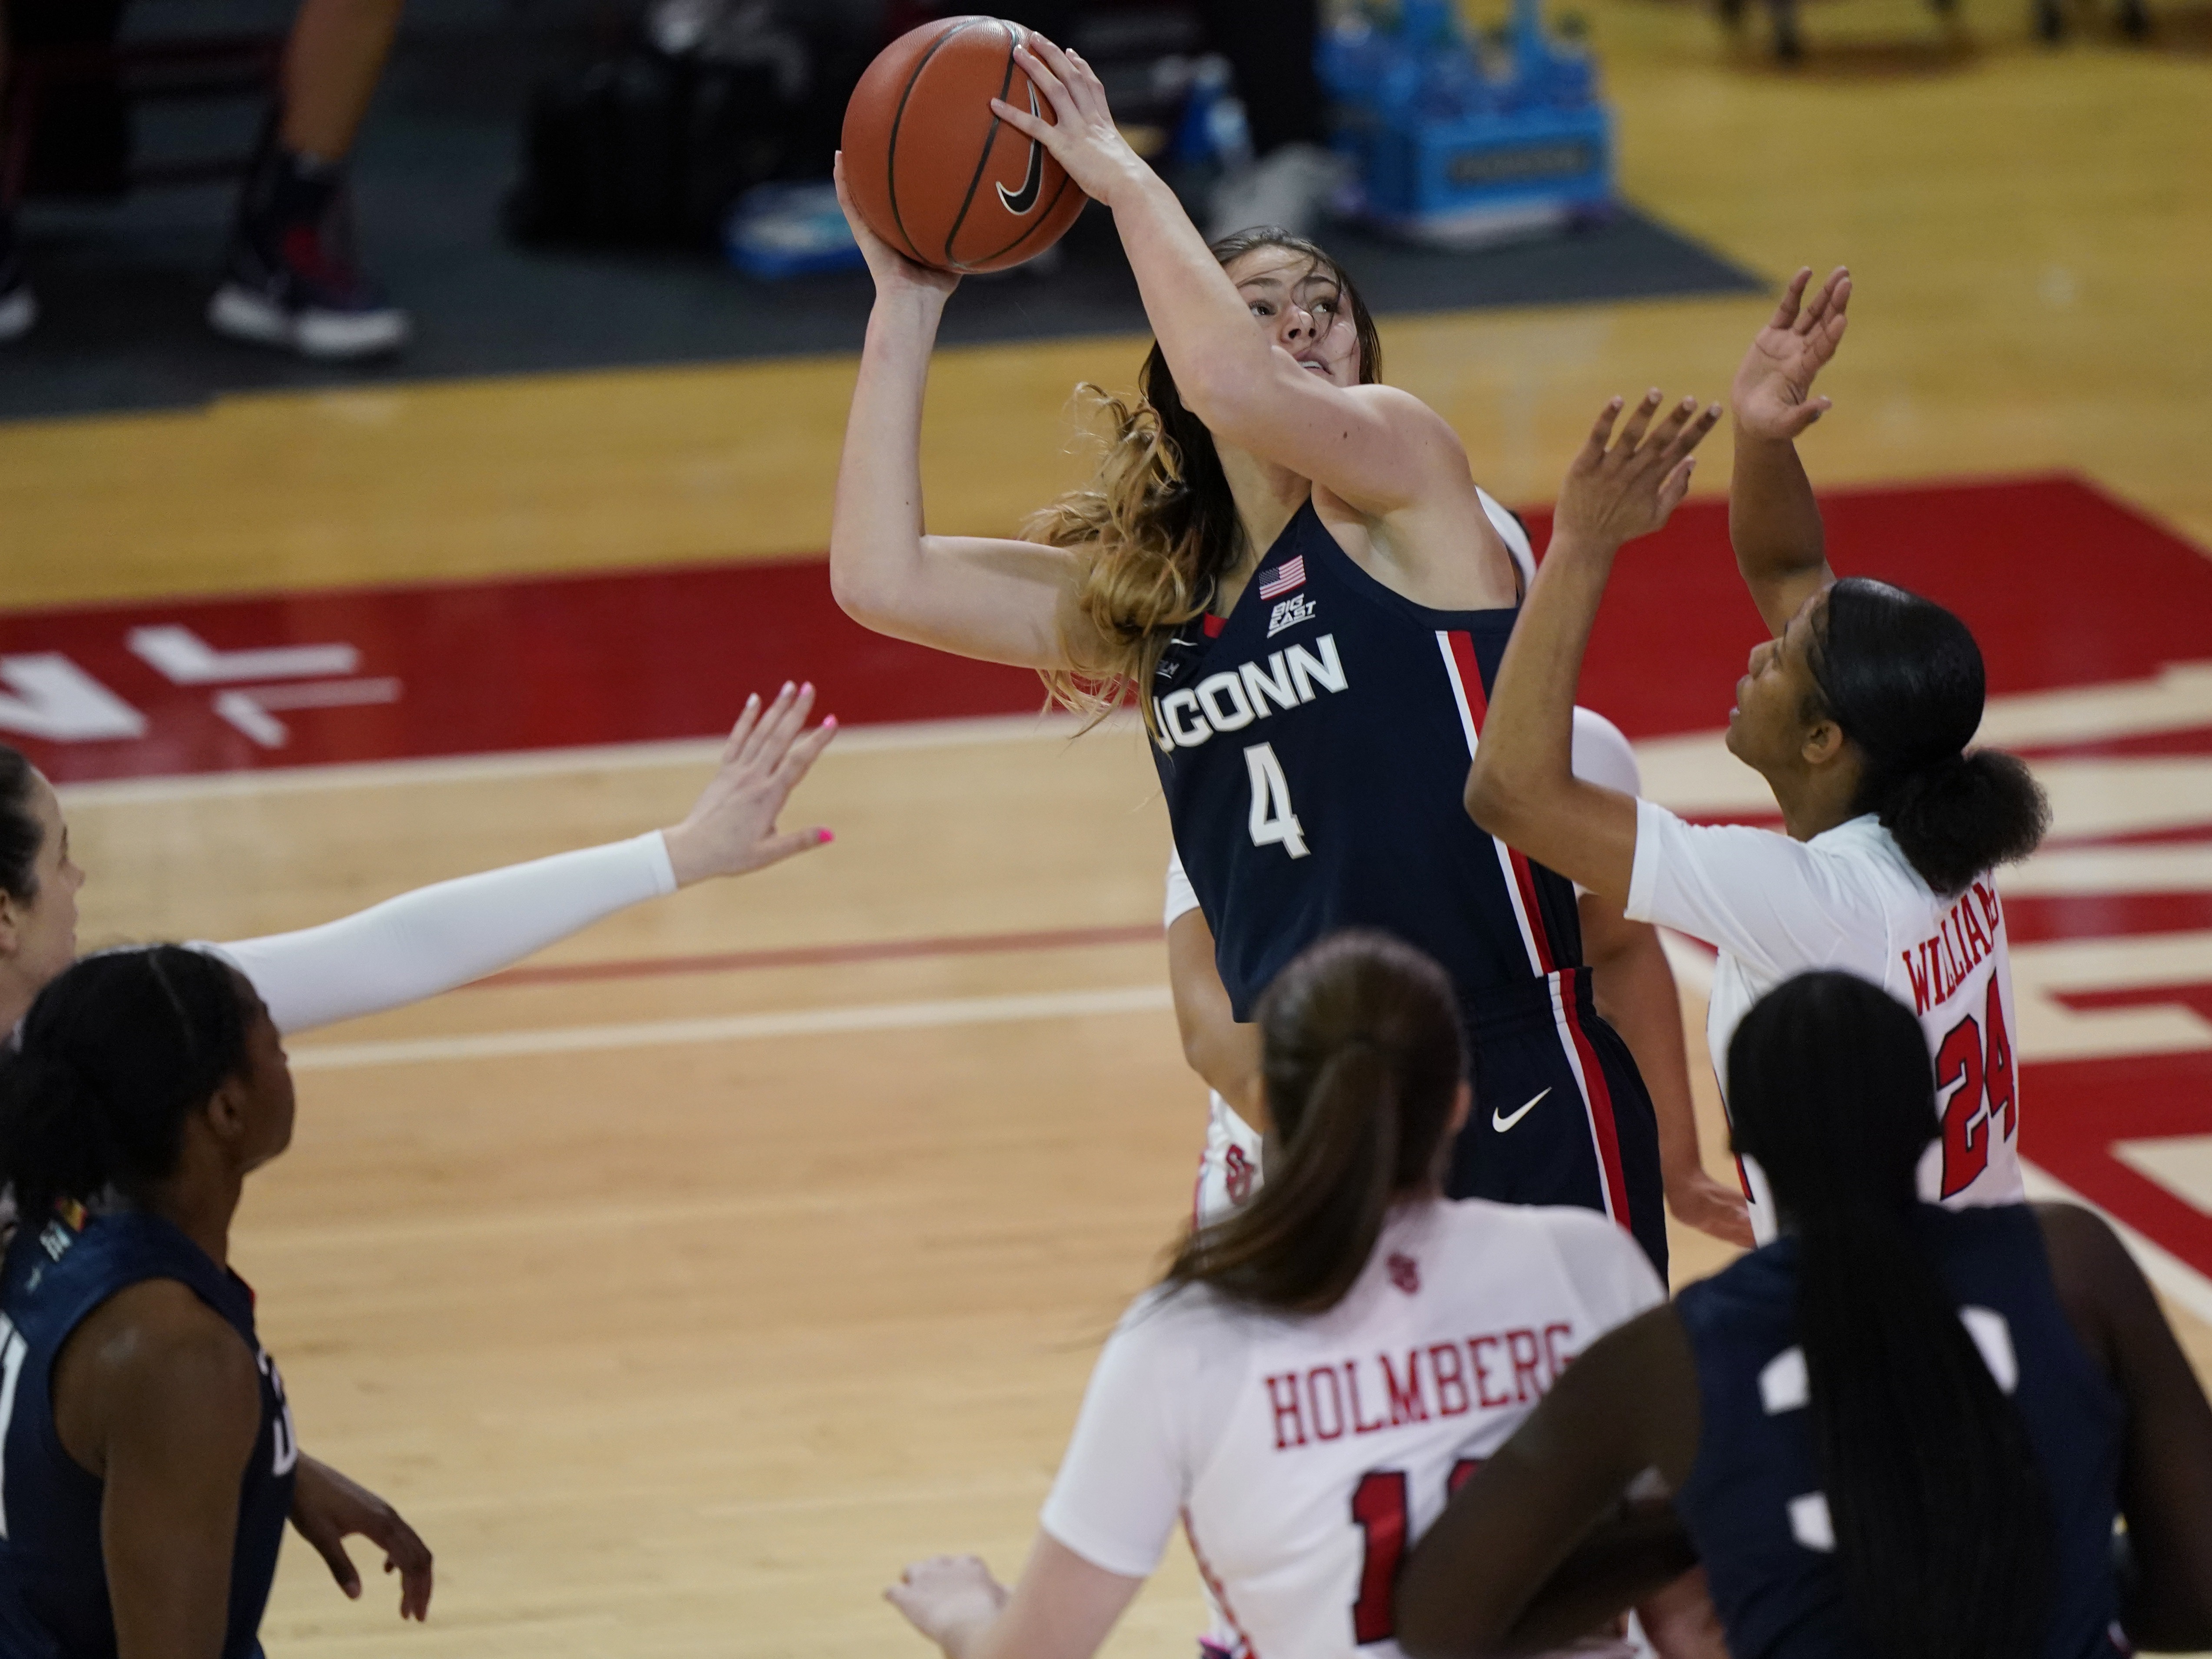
[1244,742,1309,859]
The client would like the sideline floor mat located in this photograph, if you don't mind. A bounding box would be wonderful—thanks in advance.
[0,22,1762,422]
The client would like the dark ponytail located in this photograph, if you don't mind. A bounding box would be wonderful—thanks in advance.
[1162,930,1462,1316]
[1729,972,2053,1659]
[0,946,249,1220]
[1807,578,2048,897]
[0,745,40,902]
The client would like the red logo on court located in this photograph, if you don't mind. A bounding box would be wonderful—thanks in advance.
[1387,1252,1421,1295]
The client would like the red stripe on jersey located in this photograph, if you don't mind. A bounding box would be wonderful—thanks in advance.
[1202,613,1227,639]
[1447,629,1558,975]
[1559,982,1633,1233]
[1184,1508,1260,1659]
[1447,630,1488,726]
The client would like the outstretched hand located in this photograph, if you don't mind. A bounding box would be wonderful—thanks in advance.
[1555,391,1722,551]
[288,1455,434,1622]
[990,33,1149,209]
[885,1554,1010,1658]
[1732,266,1850,442]
[834,152,960,301]
[662,682,838,887]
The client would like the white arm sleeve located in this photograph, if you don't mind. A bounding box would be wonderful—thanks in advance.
[1164,847,1202,929]
[1039,1295,1212,1579]
[1623,798,1875,981]
[201,831,677,1035]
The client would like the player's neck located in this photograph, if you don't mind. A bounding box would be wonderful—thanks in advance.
[130,1143,243,1270]
[1219,442,1312,571]
[1769,772,1862,844]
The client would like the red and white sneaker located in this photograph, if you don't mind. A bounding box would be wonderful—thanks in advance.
[208,148,409,360]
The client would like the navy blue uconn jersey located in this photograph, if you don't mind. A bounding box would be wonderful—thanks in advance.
[0,1205,299,1659]
[1672,1205,2127,1659]
[1149,499,1665,1269]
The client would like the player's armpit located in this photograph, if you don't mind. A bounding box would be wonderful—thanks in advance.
[2038,1203,2212,1650]
[1396,1306,1702,1659]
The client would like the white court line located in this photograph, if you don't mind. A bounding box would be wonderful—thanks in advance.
[290,983,1174,1071]
[55,708,1145,807]
[2020,1161,2212,1330]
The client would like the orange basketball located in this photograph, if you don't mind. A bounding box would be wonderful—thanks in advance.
[841,17,1089,275]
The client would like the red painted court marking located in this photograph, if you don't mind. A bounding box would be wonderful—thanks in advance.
[2003,894,2212,944]
[10,472,2212,1289]
[471,922,1163,990]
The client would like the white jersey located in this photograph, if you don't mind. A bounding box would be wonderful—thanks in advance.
[1168,711,1643,1227]
[1624,802,2024,1241]
[1040,1199,1664,1659]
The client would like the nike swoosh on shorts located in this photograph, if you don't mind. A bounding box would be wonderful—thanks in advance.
[1492,1087,1551,1132]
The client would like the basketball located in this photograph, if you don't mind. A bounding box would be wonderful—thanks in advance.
[841,17,1089,275]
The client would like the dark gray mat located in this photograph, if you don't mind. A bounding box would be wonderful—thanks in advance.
[1,17,1764,423]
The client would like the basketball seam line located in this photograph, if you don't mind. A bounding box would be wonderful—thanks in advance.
[973,170,1074,266]
[944,20,1023,272]
[885,17,979,265]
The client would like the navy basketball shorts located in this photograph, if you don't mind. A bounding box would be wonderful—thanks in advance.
[1444,967,1667,1277]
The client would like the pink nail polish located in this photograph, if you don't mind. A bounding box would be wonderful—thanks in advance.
[823,715,839,729]
[817,828,835,845]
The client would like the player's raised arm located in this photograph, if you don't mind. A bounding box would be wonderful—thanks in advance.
[1729,267,1849,637]
[209,684,838,1035]
[1464,393,1719,905]
[992,37,1482,530]
[828,156,1106,673]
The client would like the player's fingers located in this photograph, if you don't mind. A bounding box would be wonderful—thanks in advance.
[1812,265,1850,318]
[1656,455,1697,518]
[768,717,839,798]
[1613,388,1664,454]
[987,94,1055,145]
[775,713,839,777]
[760,682,817,762]
[1637,394,1699,460]
[754,827,834,869]
[312,1532,362,1598]
[720,692,763,763]
[1579,397,1624,464]
[392,1552,434,1621]
[1816,300,1851,355]
[1782,396,1831,437]
[1662,401,1724,464]
[1768,266,1811,331]
[735,682,800,768]
[1009,42,1075,121]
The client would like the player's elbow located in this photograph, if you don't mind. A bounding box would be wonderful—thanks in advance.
[1463,756,1518,838]
[828,554,901,636]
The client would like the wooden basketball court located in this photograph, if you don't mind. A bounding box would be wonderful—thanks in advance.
[8,0,2212,1649]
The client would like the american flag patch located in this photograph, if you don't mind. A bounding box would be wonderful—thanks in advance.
[1257,556,1306,600]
